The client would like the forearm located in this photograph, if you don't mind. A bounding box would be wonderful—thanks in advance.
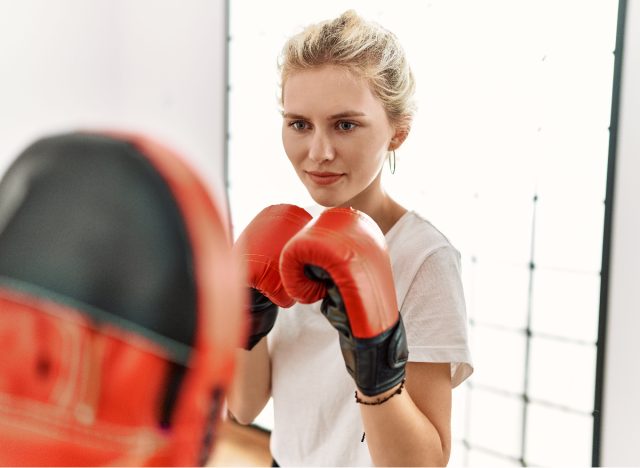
[359,383,448,467]
[226,338,271,425]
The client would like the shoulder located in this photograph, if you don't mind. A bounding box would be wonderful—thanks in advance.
[386,211,461,307]
[386,210,458,258]
[391,214,473,386]
[386,210,460,274]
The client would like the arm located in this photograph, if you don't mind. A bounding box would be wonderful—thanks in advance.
[226,204,312,425]
[362,245,471,466]
[227,339,271,425]
[358,361,452,467]
[280,207,460,466]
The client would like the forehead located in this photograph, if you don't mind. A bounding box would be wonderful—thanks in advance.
[283,65,382,114]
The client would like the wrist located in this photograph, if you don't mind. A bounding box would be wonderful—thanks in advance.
[337,317,408,396]
[355,378,406,405]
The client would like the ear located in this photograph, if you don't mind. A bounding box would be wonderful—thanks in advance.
[388,125,410,151]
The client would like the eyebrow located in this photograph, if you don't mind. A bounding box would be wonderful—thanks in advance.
[282,111,367,120]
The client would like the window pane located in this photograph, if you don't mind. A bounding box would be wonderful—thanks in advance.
[525,402,592,466]
[471,326,526,394]
[531,268,600,343]
[472,263,530,330]
[536,126,610,204]
[468,388,523,458]
[534,198,605,272]
[528,336,597,413]
[471,193,534,267]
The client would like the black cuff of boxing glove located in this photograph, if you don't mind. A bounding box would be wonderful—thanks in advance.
[340,318,409,396]
[244,288,278,350]
[311,266,409,396]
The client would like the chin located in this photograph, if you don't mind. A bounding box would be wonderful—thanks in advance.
[308,191,344,208]
[310,196,337,208]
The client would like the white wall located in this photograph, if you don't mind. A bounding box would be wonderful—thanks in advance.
[0,0,228,207]
[601,0,640,465]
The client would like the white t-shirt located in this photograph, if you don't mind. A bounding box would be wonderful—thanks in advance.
[267,209,473,466]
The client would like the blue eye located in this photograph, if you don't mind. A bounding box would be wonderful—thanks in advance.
[337,121,357,131]
[289,120,308,131]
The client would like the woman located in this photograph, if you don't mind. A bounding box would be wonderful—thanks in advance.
[229,10,473,466]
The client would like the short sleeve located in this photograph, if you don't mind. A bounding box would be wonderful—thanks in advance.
[400,246,474,387]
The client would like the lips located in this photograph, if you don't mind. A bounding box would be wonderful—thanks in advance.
[306,171,344,186]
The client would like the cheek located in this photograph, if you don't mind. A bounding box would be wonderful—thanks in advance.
[352,138,388,171]
[282,133,304,167]
[281,129,294,157]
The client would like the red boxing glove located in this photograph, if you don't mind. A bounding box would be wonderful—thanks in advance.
[234,204,312,349]
[280,207,408,396]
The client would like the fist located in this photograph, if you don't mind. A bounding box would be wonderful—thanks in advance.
[234,204,312,349]
[280,207,408,396]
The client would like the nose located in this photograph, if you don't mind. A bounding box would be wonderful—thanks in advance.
[308,130,335,163]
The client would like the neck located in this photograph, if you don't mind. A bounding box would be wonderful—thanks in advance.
[339,175,407,235]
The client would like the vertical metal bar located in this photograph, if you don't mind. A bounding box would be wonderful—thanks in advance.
[593,0,628,465]
[519,194,538,467]
[223,0,232,235]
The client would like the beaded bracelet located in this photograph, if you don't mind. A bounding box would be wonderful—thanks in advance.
[354,378,406,406]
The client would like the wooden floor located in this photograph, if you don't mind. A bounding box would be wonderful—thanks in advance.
[208,420,272,467]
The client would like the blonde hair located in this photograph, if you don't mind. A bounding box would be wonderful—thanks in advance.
[278,10,416,129]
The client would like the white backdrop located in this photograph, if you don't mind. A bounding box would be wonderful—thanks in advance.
[0,0,229,210]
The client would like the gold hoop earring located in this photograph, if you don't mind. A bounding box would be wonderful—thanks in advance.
[388,150,396,175]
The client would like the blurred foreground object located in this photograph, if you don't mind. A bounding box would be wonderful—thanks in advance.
[0,132,245,466]
[208,419,271,467]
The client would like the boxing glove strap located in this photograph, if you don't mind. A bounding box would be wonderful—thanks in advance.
[338,317,409,396]
[313,271,409,397]
[245,288,278,350]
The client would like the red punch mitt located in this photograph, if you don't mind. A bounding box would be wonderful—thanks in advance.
[0,131,245,466]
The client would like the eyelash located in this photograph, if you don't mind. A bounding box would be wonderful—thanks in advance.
[337,121,357,132]
[288,120,358,132]
[288,120,308,131]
